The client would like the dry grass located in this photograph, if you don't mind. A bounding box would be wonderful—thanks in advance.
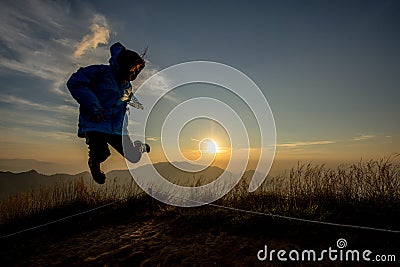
[0,154,399,229]
[217,154,400,228]
[0,177,143,224]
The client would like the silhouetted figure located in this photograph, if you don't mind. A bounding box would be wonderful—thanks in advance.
[67,42,150,184]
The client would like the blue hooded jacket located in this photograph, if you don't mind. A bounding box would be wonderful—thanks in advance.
[67,43,135,137]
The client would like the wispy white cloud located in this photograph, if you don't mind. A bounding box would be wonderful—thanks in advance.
[275,134,382,151]
[352,134,376,141]
[0,106,76,133]
[0,94,76,114]
[276,140,335,148]
[0,94,47,110]
[0,1,111,96]
[73,14,110,59]
[0,125,76,143]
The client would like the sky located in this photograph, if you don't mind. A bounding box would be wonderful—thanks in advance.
[0,0,399,175]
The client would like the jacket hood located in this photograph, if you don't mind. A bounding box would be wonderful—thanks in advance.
[109,42,126,78]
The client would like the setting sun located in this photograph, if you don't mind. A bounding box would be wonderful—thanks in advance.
[200,138,218,154]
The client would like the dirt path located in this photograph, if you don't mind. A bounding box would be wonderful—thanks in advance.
[1,211,399,266]
[2,214,296,266]
[28,220,275,266]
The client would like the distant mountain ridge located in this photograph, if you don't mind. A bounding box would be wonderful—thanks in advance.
[0,158,82,175]
[0,162,246,199]
[0,160,271,201]
[0,169,92,200]
[105,161,231,187]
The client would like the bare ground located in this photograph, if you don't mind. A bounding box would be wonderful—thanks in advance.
[1,206,399,266]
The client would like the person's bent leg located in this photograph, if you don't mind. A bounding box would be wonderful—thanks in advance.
[108,134,149,163]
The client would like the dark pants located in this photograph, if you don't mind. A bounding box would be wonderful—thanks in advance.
[84,131,142,164]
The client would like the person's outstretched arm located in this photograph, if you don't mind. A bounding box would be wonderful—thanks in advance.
[67,65,106,116]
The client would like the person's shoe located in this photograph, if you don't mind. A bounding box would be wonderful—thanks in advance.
[144,143,150,153]
[88,158,106,184]
[134,141,150,153]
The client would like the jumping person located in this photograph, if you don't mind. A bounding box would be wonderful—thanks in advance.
[67,42,150,184]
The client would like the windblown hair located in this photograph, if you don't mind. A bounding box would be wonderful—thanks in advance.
[117,49,144,71]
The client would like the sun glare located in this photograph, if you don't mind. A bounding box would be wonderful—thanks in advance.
[200,138,218,154]
[207,140,217,154]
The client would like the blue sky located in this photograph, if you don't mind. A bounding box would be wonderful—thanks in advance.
[0,0,399,174]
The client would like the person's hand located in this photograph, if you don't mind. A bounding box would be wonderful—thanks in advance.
[128,100,144,110]
[89,113,105,123]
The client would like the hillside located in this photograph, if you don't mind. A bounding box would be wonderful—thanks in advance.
[1,204,399,266]
[0,170,92,199]
[1,157,399,265]
[0,162,239,200]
